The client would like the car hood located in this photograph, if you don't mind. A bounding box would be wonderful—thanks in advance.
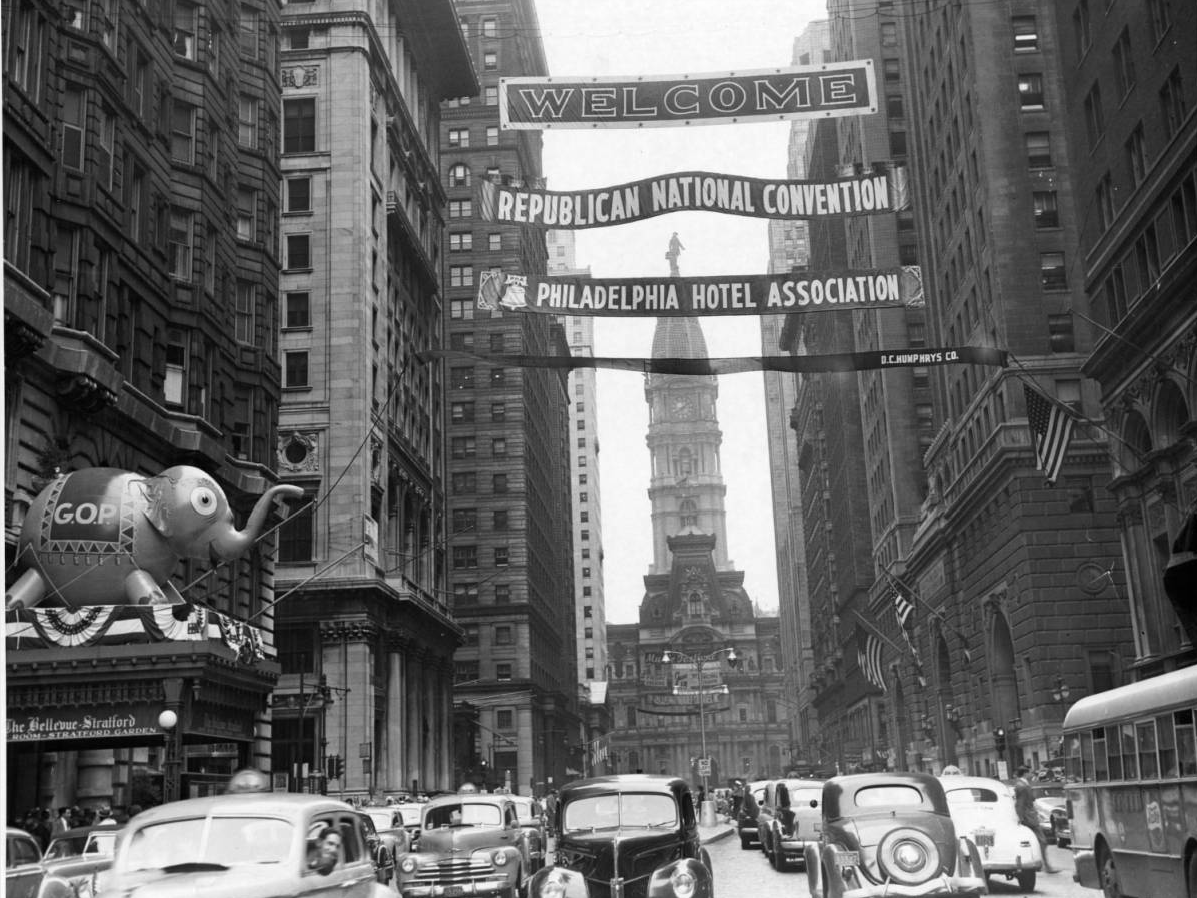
[42,854,114,878]
[556,830,684,889]
[415,826,511,856]
[97,864,295,898]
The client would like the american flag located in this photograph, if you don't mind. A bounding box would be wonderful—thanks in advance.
[893,589,915,630]
[1024,384,1076,485]
[856,631,887,693]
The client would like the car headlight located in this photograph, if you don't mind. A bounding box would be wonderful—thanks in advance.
[670,868,696,898]
[492,850,510,866]
[400,856,418,873]
[876,828,940,885]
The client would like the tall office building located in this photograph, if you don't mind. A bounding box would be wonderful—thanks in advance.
[1064,2,1197,675]
[270,0,476,796]
[763,18,830,769]
[443,0,583,794]
[546,230,609,690]
[5,0,289,811]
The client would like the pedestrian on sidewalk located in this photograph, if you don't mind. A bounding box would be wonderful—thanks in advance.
[1014,764,1059,874]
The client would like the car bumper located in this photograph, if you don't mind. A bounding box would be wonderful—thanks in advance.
[1073,849,1098,890]
[777,838,813,859]
[400,879,513,898]
[843,873,986,898]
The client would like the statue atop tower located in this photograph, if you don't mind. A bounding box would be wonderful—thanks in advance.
[665,232,685,276]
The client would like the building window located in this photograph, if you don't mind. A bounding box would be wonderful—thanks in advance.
[449,164,470,187]
[1126,124,1147,185]
[484,50,497,70]
[496,709,514,730]
[173,1,197,59]
[492,438,507,457]
[496,663,512,682]
[278,495,315,563]
[450,232,473,251]
[1159,67,1186,140]
[1113,29,1135,98]
[1147,0,1172,43]
[485,86,498,106]
[168,209,193,280]
[493,473,508,494]
[448,128,469,148]
[1033,191,1059,228]
[285,292,310,328]
[455,661,480,684]
[580,511,589,523]
[449,265,473,287]
[237,187,256,240]
[1040,252,1066,291]
[1072,0,1091,55]
[455,583,479,606]
[239,8,257,57]
[1018,73,1045,109]
[452,471,477,493]
[1025,131,1051,167]
[452,508,477,534]
[235,280,256,344]
[490,368,506,387]
[453,546,478,569]
[9,2,45,100]
[170,99,196,163]
[1136,225,1162,286]
[1048,313,1075,352]
[163,330,186,406]
[495,625,512,645]
[886,95,904,118]
[449,200,473,218]
[286,177,312,212]
[238,94,258,148]
[289,27,310,50]
[580,529,589,541]
[450,367,475,389]
[1012,15,1038,52]
[1083,82,1104,148]
[451,402,475,423]
[51,227,79,326]
[284,351,309,387]
[451,436,477,458]
[883,58,900,83]
[61,86,86,170]
[1096,174,1115,229]
[486,126,499,147]
[286,234,311,270]
[495,584,510,604]
[482,17,497,37]
[283,98,316,153]
[491,403,506,422]
[96,104,115,189]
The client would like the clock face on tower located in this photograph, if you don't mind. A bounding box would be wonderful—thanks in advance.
[670,395,697,419]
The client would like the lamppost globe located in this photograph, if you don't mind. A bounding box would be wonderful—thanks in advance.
[158,710,178,730]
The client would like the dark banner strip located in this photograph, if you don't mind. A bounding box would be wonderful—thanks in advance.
[476,266,923,317]
[420,346,1009,375]
[477,166,908,229]
[500,61,877,129]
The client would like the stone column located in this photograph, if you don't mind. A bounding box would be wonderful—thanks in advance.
[386,637,407,793]
[75,750,114,812]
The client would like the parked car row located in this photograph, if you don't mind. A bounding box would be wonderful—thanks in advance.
[5,823,122,898]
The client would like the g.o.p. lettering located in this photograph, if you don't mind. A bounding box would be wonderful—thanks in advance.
[52,501,120,526]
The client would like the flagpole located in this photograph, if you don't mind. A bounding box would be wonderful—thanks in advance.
[848,608,907,656]
[881,569,972,658]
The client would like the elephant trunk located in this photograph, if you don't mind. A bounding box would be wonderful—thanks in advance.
[210,484,306,560]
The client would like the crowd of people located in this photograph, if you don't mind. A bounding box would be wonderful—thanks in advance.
[14,804,137,851]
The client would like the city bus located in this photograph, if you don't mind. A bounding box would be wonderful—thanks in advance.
[1061,664,1197,897]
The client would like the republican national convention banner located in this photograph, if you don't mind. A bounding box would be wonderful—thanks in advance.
[500,61,876,130]
[478,167,908,229]
[476,266,923,318]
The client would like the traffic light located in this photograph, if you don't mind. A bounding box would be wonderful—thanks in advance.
[994,728,1006,755]
[326,754,344,780]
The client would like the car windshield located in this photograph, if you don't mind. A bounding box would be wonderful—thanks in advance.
[562,793,678,832]
[123,816,293,872]
[854,785,925,808]
[364,809,396,829]
[791,789,821,807]
[513,803,539,824]
[424,803,502,828]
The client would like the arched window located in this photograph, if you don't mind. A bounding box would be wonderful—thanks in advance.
[680,498,698,529]
[448,163,470,187]
[677,447,694,476]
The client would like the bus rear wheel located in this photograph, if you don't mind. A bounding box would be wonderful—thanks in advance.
[1187,851,1197,898]
[1099,846,1123,898]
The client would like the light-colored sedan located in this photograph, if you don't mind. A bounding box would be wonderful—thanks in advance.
[507,795,546,872]
[941,774,1044,891]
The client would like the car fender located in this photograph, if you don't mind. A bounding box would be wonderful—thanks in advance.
[804,845,821,894]
[35,876,76,898]
[648,857,712,898]
[528,865,590,898]
[957,836,985,880]
[817,844,846,898]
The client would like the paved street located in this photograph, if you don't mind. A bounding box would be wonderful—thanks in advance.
[702,826,1094,898]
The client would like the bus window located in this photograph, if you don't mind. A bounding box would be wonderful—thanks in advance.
[1121,723,1138,780]
[1065,734,1083,782]
[1106,726,1123,780]
[1079,731,1094,782]
[1177,709,1196,777]
[1137,721,1158,779]
[1158,714,1178,777]
[1092,728,1109,781]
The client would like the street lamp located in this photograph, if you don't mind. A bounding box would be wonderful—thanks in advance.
[660,646,737,803]
[1051,677,1071,703]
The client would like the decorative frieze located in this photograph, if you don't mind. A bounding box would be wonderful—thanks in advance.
[282,65,319,88]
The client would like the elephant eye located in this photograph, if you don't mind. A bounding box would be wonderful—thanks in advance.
[190,486,219,516]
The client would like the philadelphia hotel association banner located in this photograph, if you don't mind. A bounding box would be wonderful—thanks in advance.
[500,60,876,129]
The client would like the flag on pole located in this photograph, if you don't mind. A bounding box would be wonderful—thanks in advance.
[1024,383,1076,485]
[856,629,887,693]
[893,589,915,630]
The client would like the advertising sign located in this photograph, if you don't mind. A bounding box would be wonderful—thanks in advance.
[500,61,876,129]
[478,166,908,228]
[477,266,922,318]
[7,704,161,742]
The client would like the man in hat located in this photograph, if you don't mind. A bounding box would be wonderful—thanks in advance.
[1013,764,1059,873]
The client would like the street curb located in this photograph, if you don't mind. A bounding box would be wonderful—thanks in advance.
[699,825,735,844]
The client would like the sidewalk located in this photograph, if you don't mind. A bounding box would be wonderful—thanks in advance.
[699,816,735,844]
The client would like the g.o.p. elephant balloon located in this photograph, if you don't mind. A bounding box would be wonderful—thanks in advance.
[5,466,303,610]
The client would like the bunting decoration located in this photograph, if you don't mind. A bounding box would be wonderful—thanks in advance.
[1024,383,1077,485]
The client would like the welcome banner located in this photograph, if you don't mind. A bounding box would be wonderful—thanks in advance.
[475,266,923,318]
[478,167,908,229]
[420,346,1009,375]
[500,61,876,130]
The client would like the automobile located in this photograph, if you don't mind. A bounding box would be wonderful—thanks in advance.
[357,809,399,885]
[1028,782,1069,847]
[388,797,427,841]
[38,824,123,898]
[508,794,547,872]
[526,774,713,898]
[735,780,768,850]
[393,792,530,898]
[940,774,1044,891]
[803,772,986,898]
[6,827,45,898]
[756,777,824,870]
[95,772,393,898]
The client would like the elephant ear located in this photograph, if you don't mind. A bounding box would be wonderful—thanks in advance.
[137,474,177,537]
